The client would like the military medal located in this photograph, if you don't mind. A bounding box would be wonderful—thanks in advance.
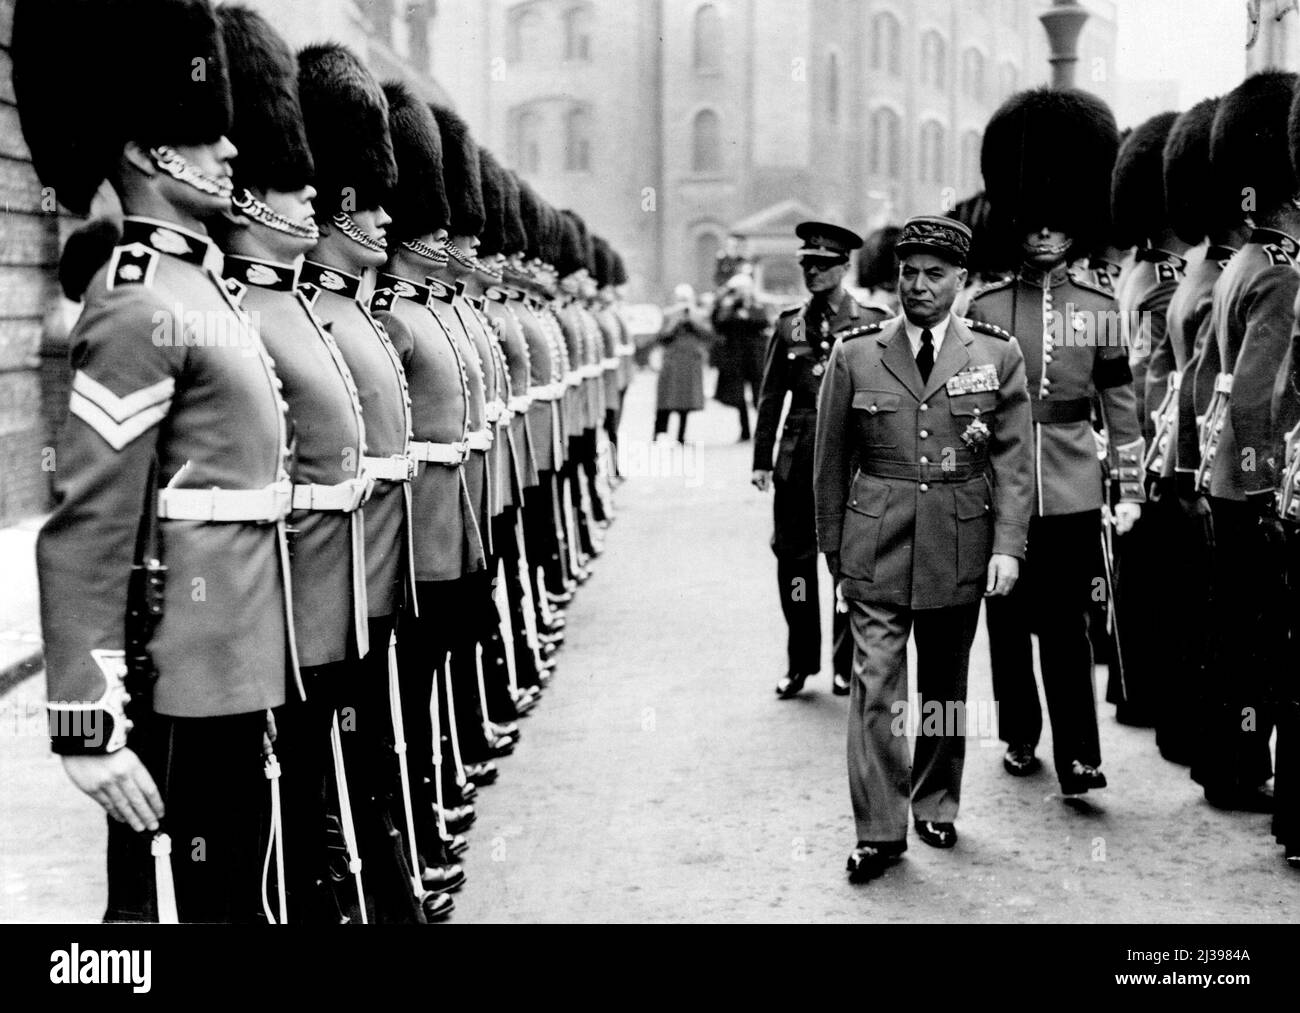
[945,363,999,396]
[961,418,991,449]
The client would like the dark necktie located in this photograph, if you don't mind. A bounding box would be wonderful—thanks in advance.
[917,328,935,383]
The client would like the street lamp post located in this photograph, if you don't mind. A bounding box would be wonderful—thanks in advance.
[1040,0,1090,89]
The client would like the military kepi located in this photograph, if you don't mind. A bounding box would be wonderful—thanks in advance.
[795,221,863,262]
[895,215,972,267]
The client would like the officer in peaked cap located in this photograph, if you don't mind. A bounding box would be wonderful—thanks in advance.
[1156,97,1250,768]
[1192,71,1300,815]
[753,219,888,700]
[815,214,1033,880]
[294,39,451,920]
[16,0,293,923]
[968,87,1143,798]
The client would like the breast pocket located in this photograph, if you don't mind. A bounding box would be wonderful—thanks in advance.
[839,475,890,581]
[852,389,902,449]
[948,391,998,419]
[954,478,993,586]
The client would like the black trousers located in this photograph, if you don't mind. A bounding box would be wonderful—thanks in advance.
[580,427,607,523]
[1191,498,1282,795]
[1274,523,1300,851]
[1109,490,1165,727]
[604,402,623,478]
[985,510,1103,779]
[104,710,266,923]
[524,471,566,596]
[654,410,690,443]
[563,436,596,556]
[495,506,544,694]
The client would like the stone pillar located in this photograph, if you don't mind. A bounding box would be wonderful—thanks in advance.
[1040,0,1090,90]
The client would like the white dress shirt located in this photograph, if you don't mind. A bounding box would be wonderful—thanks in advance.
[903,313,952,360]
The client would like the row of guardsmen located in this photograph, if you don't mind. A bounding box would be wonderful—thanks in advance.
[960,73,1300,870]
[14,0,637,922]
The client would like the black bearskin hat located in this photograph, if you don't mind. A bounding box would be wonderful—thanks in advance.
[981,87,1119,254]
[856,225,901,290]
[1212,71,1298,223]
[610,250,628,287]
[517,181,546,261]
[1163,97,1223,246]
[13,0,233,215]
[431,104,486,237]
[500,169,528,256]
[556,212,588,277]
[298,43,397,219]
[1111,111,1178,249]
[949,191,1016,277]
[382,82,450,241]
[478,148,507,257]
[218,5,312,194]
[591,235,614,288]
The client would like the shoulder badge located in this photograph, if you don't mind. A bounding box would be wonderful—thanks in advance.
[1068,268,1117,299]
[105,243,159,291]
[1264,243,1298,268]
[369,288,396,314]
[837,321,887,341]
[962,318,1013,341]
[968,276,1013,303]
[1155,261,1184,285]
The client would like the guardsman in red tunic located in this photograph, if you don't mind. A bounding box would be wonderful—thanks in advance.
[1107,112,1189,729]
[968,87,1143,797]
[295,40,452,921]
[815,216,1033,881]
[1154,97,1249,766]
[754,222,889,700]
[17,0,293,923]
[370,82,483,896]
[1192,72,1300,814]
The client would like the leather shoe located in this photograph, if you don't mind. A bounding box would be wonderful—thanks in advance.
[439,803,476,835]
[465,760,499,786]
[846,840,906,883]
[1003,744,1041,777]
[775,672,810,699]
[488,721,519,739]
[421,862,465,894]
[1205,783,1273,813]
[914,820,957,849]
[1059,761,1108,795]
[420,891,455,922]
[440,832,469,858]
[832,673,851,696]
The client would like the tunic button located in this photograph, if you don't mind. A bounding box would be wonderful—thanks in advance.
[787,352,797,360]
[919,483,930,493]
[919,403,929,412]
[868,405,878,414]
[919,429,929,439]
[920,456,929,465]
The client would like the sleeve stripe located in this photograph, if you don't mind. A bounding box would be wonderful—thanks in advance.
[71,371,175,423]
[69,392,169,451]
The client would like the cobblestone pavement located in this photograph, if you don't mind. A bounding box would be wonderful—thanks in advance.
[2,369,1297,923]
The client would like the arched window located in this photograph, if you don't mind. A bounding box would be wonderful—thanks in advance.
[999,62,1018,101]
[565,106,592,171]
[827,51,841,125]
[870,12,901,77]
[962,49,985,102]
[508,6,545,64]
[694,231,723,293]
[564,5,592,61]
[692,109,722,173]
[870,107,901,179]
[513,107,543,173]
[921,31,946,90]
[919,121,946,184]
[694,4,723,75]
[960,129,982,192]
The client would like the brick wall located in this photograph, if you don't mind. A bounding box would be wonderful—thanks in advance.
[0,0,70,526]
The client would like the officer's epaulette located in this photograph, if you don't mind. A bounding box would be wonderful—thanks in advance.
[105,243,159,291]
[1067,268,1118,298]
[837,321,887,341]
[967,276,1013,302]
[1263,243,1298,268]
[962,318,1013,341]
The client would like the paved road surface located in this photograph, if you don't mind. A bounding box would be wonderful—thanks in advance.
[2,368,1296,922]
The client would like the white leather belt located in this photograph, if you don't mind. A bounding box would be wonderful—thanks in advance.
[1214,373,1233,394]
[363,453,415,482]
[565,373,582,388]
[601,357,619,370]
[485,401,503,424]
[509,395,533,413]
[581,364,603,379]
[289,477,370,513]
[1167,369,1182,393]
[158,480,291,523]
[465,428,493,452]
[410,440,467,465]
